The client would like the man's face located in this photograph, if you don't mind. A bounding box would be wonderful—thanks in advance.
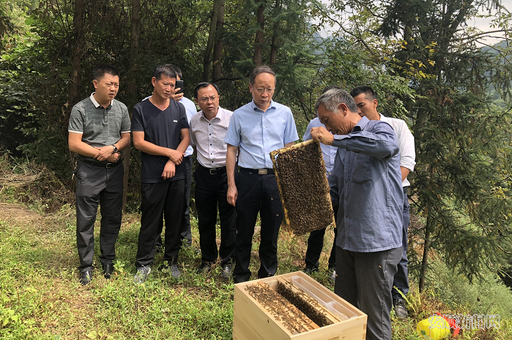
[196,85,220,117]
[93,73,119,103]
[249,72,276,110]
[352,93,379,120]
[152,75,176,100]
[318,103,350,135]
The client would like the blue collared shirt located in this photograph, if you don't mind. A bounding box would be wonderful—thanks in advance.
[179,96,198,157]
[303,117,337,175]
[329,116,403,252]
[225,100,298,169]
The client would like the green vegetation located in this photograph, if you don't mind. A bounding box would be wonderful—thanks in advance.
[1,158,512,339]
[1,0,512,338]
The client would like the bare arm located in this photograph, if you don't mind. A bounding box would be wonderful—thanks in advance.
[226,144,238,207]
[284,142,294,148]
[132,131,185,164]
[400,166,410,183]
[68,132,101,159]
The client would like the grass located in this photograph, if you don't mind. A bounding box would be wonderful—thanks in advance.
[0,200,327,339]
[1,156,512,339]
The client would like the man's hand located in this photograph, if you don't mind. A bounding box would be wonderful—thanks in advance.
[162,160,176,179]
[170,88,184,101]
[95,145,116,161]
[106,152,121,163]
[310,126,334,145]
[227,185,238,207]
[168,149,185,165]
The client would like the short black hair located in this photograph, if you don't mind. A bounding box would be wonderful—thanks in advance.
[350,86,377,101]
[93,64,119,81]
[249,65,276,85]
[170,65,183,79]
[194,82,220,99]
[153,64,176,80]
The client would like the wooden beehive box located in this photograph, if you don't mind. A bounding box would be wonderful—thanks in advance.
[270,140,335,235]
[233,271,367,340]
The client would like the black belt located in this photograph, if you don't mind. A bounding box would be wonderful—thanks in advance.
[239,167,274,175]
[81,159,122,168]
[200,165,226,175]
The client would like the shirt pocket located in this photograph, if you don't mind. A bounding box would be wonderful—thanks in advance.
[350,153,372,184]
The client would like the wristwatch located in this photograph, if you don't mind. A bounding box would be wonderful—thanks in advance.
[111,144,118,153]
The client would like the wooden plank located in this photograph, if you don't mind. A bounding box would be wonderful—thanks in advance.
[233,272,367,340]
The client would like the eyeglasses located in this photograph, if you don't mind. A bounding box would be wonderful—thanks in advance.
[254,88,274,94]
[199,95,218,103]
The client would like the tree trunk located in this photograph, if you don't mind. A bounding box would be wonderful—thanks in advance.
[123,0,141,213]
[212,0,225,81]
[419,165,436,292]
[269,0,281,66]
[254,1,266,67]
[70,0,84,106]
[203,1,219,81]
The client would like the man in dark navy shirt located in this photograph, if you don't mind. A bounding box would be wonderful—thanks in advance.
[131,64,190,283]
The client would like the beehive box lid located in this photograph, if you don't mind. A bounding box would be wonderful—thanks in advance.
[270,140,335,235]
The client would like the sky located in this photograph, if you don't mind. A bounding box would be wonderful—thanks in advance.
[471,0,511,45]
[317,0,511,45]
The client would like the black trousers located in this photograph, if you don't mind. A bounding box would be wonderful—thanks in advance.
[305,227,337,270]
[233,169,284,282]
[75,161,124,272]
[305,201,338,270]
[194,165,236,265]
[155,156,192,248]
[135,179,185,268]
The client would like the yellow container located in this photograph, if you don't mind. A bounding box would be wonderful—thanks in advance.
[416,315,450,340]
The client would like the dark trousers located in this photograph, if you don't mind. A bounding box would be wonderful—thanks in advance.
[305,201,338,270]
[75,161,124,272]
[335,246,401,340]
[233,169,284,283]
[135,179,185,268]
[194,165,236,265]
[155,156,192,248]
[181,156,193,245]
[392,187,410,299]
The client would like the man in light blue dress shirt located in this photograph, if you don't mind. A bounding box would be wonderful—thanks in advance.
[225,65,299,283]
[303,117,338,277]
[310,88,402,340]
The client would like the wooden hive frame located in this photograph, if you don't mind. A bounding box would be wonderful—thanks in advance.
[270,140,335,235]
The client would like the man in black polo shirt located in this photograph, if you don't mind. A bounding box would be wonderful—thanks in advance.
[68,64,131,286]
[131,64,190,284]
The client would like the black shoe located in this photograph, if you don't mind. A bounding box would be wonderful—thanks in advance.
[303,266,318,275]
[80,270,93,286]
[393,298,409,319]
[220,264,233,279]
[197,262,211,274]
[103,264,114,279]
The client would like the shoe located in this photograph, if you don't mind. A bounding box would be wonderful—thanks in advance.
[134,265,151,284]
[170,264,181,278]
[220,264,233,279]
[103,264,114,279]
[303,266,318,275]
[329,268,336,283]
[393,298,409,319]
[197,262,211,274]
[80,270,93,286]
